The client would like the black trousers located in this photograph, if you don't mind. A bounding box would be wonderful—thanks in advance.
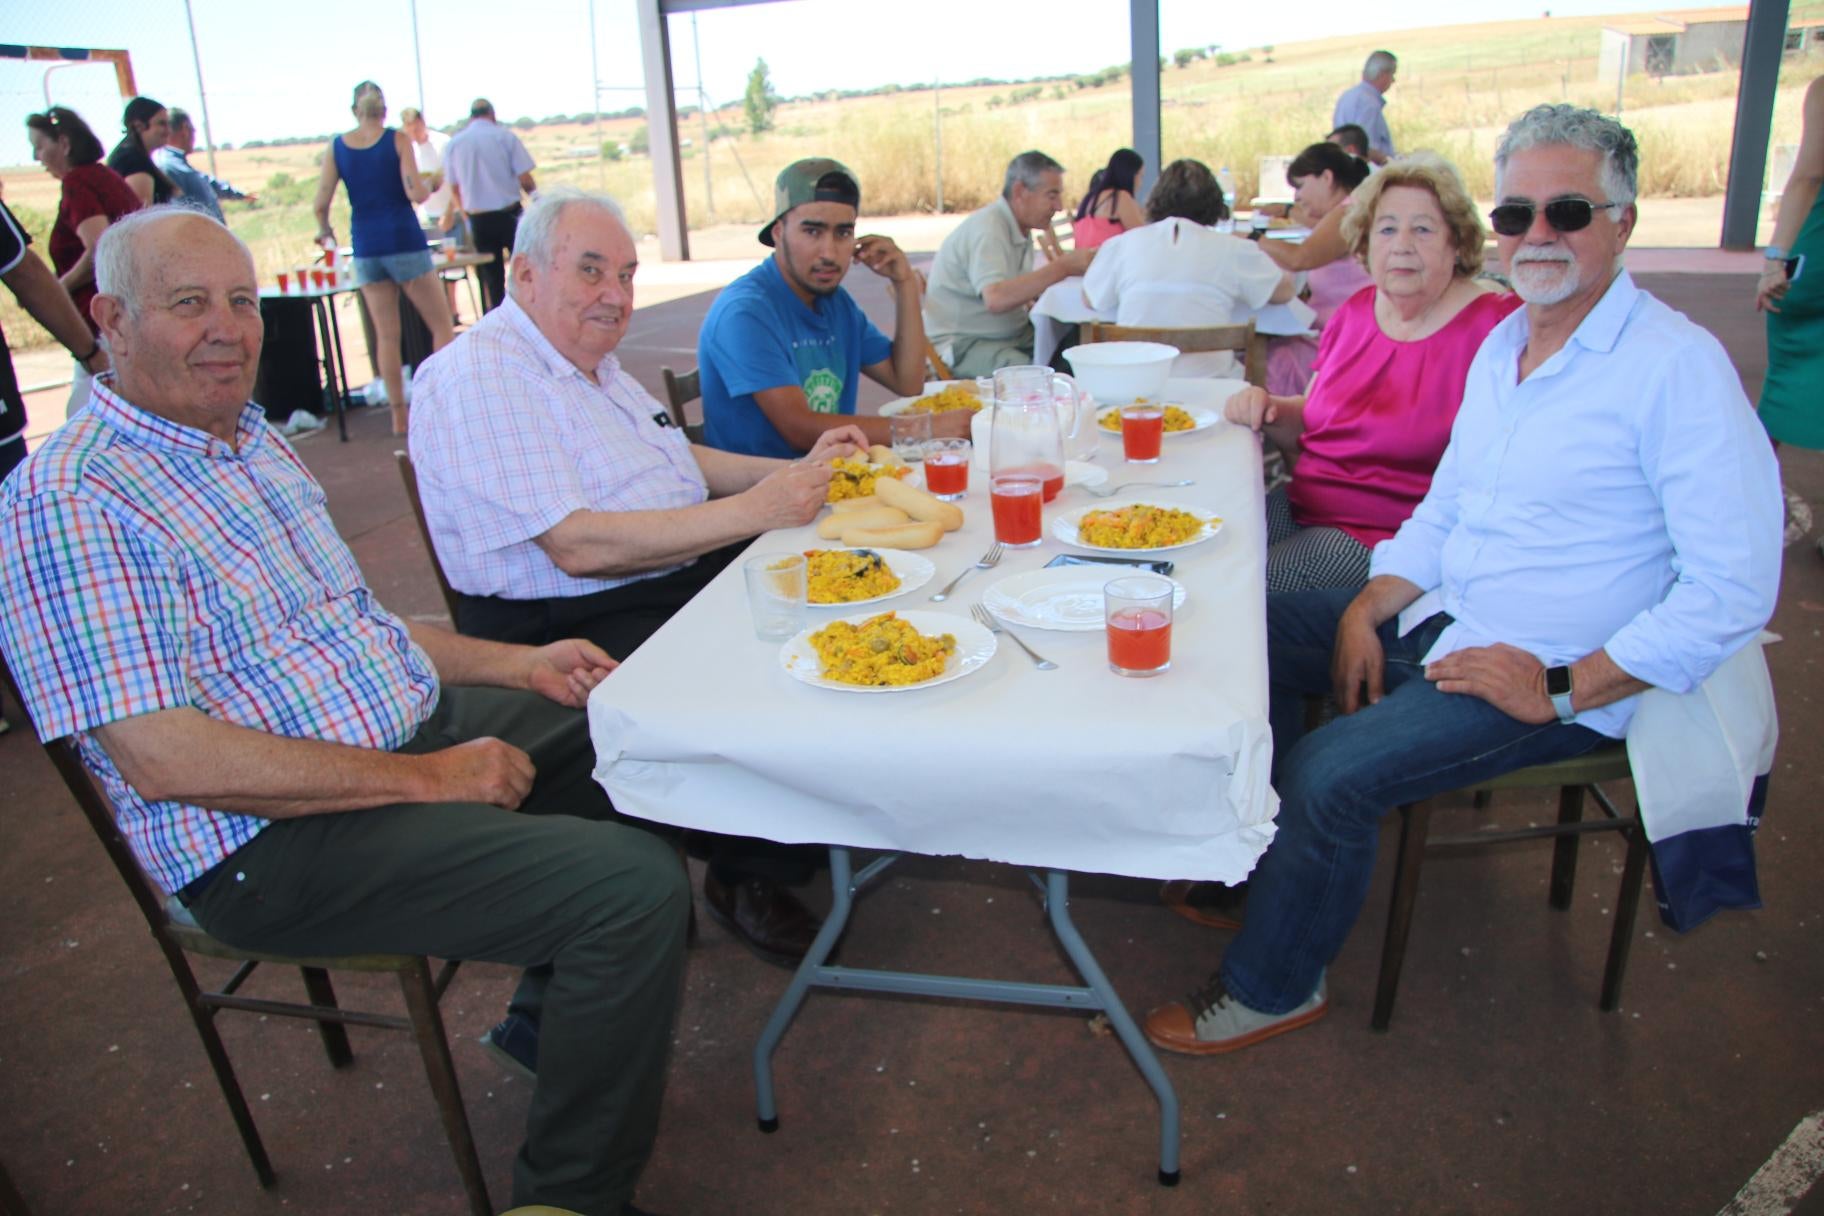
[453,546,821,886]
[468,202,522,312]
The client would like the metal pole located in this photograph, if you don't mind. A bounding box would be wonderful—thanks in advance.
[635,0,689,260]
[181,0,221,180]
[933,74,944,213]
[1616,39,1628,117]
[1129,0,1162,200]
[1721,0,1792,249]
[589,0,605,188]
[410,0,426,111]
[692,13,714,219]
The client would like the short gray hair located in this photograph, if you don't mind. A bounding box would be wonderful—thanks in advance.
[508,187,630,298]
[1495,103,1639,208]
[167,107,193,132]
[95,205,244,316]
[1364,50,1397,79]
[1002,150,1063,200]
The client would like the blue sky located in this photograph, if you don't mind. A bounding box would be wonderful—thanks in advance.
[4,0,1687,164]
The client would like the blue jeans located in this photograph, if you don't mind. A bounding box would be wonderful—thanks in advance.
[1220,588,1607,1014]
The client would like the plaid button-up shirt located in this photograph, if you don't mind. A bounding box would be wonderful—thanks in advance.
[409,297,709,599]
[0,380,440,894]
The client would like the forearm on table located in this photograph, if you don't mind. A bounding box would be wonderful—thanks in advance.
[93,707,439,818]
[406,620,533,690]
[754,385,889,450]
[1262,209,1348,272]
[537,499,757,578]
[981,262,1068,313]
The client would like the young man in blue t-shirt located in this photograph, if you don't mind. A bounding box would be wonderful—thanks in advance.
[697,158,972,457]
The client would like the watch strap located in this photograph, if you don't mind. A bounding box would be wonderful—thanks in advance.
[1545,665,1576,724]
[1764,245,1789,261]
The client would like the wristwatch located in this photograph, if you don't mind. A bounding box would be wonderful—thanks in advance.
[1764,245,1788,262]
[1544,665,1576,724]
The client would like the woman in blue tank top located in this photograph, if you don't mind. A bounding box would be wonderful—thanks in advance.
[313,81,454,434]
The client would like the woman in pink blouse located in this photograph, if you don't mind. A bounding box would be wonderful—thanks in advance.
[1226,152,1519,592]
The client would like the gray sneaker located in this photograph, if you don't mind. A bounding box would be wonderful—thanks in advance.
[1143,973,1327,1056]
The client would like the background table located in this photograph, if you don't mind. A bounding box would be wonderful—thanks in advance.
[259,277,359,440]
[587,378,1275,1182]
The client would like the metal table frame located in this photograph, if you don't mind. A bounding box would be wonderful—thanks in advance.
[753,846,1182,1186]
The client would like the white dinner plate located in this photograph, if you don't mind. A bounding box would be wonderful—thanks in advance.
[880,380,992,417]
[983,567,1187,632]
[1094,404,1220,437]
[803,548,936,607]
[1051,500,1225,554]
[779,609,996,693]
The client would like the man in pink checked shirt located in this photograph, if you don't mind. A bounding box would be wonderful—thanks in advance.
[0,206,681,1216]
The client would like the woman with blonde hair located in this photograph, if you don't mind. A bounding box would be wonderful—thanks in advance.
[313,80,454,435]
[1224,152,1519,593]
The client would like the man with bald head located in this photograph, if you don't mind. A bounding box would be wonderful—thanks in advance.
[0,206,686,1216]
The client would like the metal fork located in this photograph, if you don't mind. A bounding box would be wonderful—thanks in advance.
[1084,478,1195,499]
[972,603,1058,671]
[929,542,1003,602]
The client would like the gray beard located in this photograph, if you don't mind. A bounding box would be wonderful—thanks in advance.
[1510,257,1581,306]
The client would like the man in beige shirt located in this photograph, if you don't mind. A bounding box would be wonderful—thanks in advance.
[923,150,1094,376]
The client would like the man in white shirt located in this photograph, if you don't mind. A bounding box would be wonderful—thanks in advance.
[399,108,454,236]
[1143,104,1782,1056]
[1332,51,1398,166]
[445,98,537,312]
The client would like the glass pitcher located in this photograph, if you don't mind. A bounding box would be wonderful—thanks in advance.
[989,365,1085,503]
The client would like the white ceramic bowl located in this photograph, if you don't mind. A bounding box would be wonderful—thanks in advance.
[1059,341,1180,405]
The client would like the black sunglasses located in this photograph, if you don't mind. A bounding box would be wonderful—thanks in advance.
[1488,197,1622,237]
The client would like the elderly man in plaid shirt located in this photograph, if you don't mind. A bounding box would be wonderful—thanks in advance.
[410,186,868,976]
[0,207,680,1216]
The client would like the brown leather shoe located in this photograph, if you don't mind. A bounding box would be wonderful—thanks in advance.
[702,872,821,967]
[1160,880,1244,930]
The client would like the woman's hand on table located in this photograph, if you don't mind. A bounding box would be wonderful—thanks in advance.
[806,425,870,464]
[1224,386,1278,430]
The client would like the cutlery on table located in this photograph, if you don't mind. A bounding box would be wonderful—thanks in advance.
[971,603,1058,671]
[1083,478,1196,499]
[929,542,1004,602]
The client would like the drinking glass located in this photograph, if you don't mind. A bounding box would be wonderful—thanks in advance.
[1105,575,1174,676]
[744,553,808,641]
[1121,403,1165,463]
[890,411,933,463]
[924,439,971,500]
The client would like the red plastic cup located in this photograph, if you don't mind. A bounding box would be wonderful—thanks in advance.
[277,271,290,294]
[990,474,1044,548]
[322,245,337,267]
[1121,404,1165,463]
[311,268,326,290]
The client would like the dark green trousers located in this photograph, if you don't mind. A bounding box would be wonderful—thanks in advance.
[189,686,688,1215]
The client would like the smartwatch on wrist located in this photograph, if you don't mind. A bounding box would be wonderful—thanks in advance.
[1764,245,1788,262]
[1544,665,1575,724]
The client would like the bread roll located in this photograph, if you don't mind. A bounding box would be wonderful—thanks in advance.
[874,475,965,533]
[840,519,943,550]
[868,444,906,467]
[830,495,881,514]
[816,506,909,539]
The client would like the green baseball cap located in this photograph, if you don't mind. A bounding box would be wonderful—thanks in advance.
[759,157,861,247]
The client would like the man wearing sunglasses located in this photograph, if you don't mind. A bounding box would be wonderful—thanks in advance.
[1145,104,1782,1057]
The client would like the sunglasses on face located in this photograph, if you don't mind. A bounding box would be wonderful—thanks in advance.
[1488,197,1622,237]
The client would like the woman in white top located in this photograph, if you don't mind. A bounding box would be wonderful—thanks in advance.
[1080,158,1295,377]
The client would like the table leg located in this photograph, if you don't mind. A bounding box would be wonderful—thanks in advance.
[1042,870,1182,1185]
[323,295,355,443]
[753,845,862,1132]
[308,297,347,442]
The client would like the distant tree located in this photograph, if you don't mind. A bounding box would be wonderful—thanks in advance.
[628,124,650,155]
[1174,48,1197,68]
[602,140,623,161]
[744,58,777,135]
[513,115,536,130]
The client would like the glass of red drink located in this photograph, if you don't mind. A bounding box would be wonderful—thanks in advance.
[1105,575,1174,676]
[924,439,971,500]
[1121,404,1165,463]
[990,474,1044,548]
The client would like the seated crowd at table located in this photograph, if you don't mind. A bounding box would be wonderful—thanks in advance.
[0,96,1783,1216]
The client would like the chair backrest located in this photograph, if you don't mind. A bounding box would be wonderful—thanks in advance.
[394,451,463,623]
[922,338,954,382]
[0,653,176,939]
[1082,320,1266,388]
[659,365,706,444]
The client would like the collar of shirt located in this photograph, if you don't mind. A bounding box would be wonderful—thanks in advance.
[495,294,622,386]
[1488,267,1637,386]
[87,376,269,459]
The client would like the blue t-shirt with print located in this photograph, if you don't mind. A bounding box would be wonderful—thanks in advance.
[698,258,893,458]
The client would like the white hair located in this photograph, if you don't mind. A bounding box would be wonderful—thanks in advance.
[1364,50,1397,79]
[1002,150,1064,200]
[1495,104,1639,208]
[94,205,244,316]
[508,187,630,300]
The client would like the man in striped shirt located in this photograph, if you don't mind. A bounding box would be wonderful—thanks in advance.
[0,207,682,1216]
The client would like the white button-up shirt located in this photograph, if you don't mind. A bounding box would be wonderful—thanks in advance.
[1370,270,1782,738]
[443,116,535,213]
[409,297,708,599]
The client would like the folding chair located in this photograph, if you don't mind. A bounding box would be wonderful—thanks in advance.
[394,450,461,623]
[923,339,955,382]
[659,365,706,443]
[1374,743,1648,1030]
[0,657,491,1216]
[1081,320,1267,389]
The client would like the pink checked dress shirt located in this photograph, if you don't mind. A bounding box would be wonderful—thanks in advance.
[409,298,709,599]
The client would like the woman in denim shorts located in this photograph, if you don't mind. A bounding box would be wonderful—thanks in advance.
[313,81,454,435]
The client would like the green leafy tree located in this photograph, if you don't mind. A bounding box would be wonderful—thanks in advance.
[628,124,650,156]
[744,58,777,135]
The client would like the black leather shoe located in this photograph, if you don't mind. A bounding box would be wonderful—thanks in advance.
[702,872,821,966]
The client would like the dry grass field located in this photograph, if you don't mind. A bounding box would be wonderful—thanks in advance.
[2,4,1821,352]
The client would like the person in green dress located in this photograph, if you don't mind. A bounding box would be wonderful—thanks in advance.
[1756,75,1824,554]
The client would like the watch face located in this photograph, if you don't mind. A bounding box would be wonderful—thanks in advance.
[1545,666,1573,697]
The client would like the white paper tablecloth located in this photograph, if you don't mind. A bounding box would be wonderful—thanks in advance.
[588,378,1277,883]
[1032,277,1316,367]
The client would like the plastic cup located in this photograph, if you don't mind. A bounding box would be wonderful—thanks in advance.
[311,268,327,290]
[1105,575,1174,677]
[744,553,808,642]
[990,474,1044,548]
[297,268,314,292]
[277,271,290,294]
[1121,404,1165,463]
[924,439,971,501]
[890,411,933,463]
[322,244,337,267]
